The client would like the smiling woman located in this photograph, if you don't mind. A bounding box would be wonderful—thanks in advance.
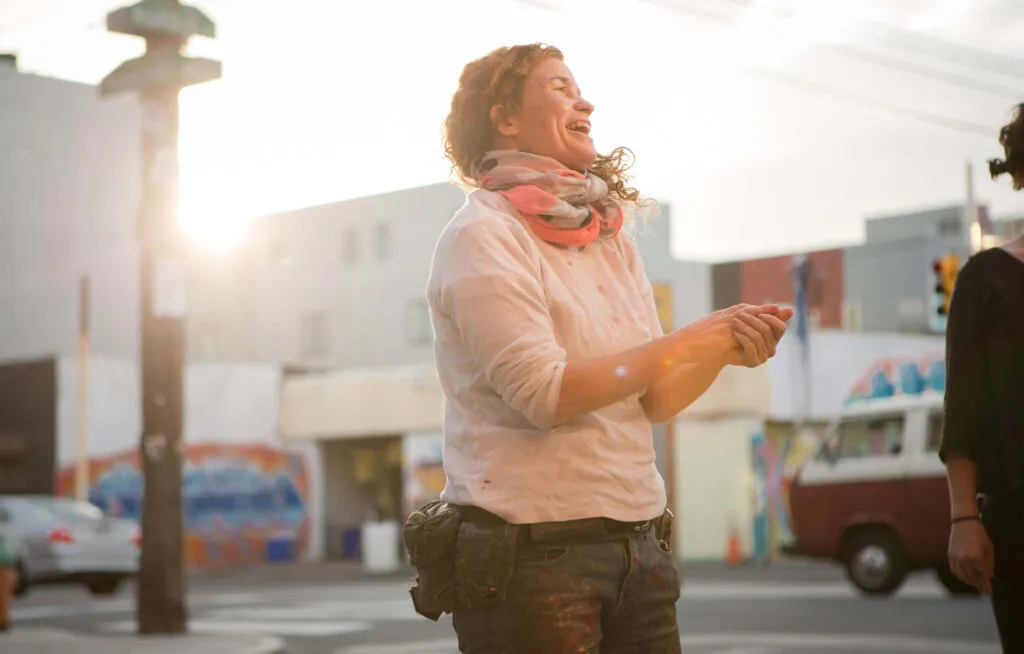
[404,42,791,654]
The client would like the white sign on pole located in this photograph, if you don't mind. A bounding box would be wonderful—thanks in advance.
[153,257,187,318]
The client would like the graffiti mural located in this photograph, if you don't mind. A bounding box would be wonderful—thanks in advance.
[845,353,945,406]
[760,430,820,555]
[55,444,310,571]
[749,431,770,562]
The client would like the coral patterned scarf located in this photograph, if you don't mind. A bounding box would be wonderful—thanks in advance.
[474,150,624,248]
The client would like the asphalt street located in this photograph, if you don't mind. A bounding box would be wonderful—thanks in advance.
[5,563,1002,654]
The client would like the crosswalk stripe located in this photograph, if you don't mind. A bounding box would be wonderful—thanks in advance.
[101,619,372,637]
[335,638,458,654]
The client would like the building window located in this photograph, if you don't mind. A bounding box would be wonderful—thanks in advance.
[374,224,391,259]
[405,300,433,346]
[938,218,960,236]
[299,312,331,360]
[927,413,944,453]
[342,229,359,265]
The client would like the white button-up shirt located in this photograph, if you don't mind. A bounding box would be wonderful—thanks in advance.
[426,189,667,524]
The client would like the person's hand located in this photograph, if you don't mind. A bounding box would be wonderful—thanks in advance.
[949,519,994,595]
[725,309,793,368]
[672,304,788,365]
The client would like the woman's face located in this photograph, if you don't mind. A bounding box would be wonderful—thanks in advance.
[492,57,596,171]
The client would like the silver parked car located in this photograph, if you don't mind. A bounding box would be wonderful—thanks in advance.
[0,496,140,596]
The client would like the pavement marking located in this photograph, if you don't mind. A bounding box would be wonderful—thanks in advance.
[203,599,419,622]
[101,618,372,637]
[679,581,945,600]
[331,632,1001,654]
[682,632,1001,653]
[335,639,457,654]
[12,591,267,622]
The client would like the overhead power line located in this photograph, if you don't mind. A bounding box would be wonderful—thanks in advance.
[710,0,1024,82]
[646,0,998,139]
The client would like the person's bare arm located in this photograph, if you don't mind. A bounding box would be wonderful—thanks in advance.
[939,263,993,594]
[946,456,980,521]
[435,220,784,430]
[945,456,993,595]
[640,311,792,423]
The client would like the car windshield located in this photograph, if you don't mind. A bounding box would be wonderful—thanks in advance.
[24,498,105,524]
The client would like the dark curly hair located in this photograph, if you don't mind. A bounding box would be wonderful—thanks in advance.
[988,103,1024,190]
[443,44,646,207]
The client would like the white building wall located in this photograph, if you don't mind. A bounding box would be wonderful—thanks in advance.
[674,416,763,561]
[186,183,468,369]
[0,61,142,363]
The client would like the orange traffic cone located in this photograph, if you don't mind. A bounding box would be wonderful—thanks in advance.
[725,518,743,567]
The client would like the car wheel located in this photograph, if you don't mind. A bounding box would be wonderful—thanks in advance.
[842,529,908,597]
[85,575,123,597]
[12,560,28,597]
[935,561,981,596]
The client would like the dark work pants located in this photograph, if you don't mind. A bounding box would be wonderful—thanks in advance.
[452,526,681,654]
[989,513,1024,652]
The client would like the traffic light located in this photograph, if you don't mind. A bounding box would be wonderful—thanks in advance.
[933,254,960,316]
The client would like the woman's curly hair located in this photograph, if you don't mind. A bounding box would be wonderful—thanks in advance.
[989,103,1024,190]
[443,44,646,208]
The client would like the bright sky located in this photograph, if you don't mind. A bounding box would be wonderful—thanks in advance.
[2,0,1024,260]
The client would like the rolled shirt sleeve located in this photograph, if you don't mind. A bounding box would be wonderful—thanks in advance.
[435,219,568,431]
[939,263,990,464]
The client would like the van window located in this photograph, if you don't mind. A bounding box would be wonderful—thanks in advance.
[927,413,944,453]
[835,416,905,459]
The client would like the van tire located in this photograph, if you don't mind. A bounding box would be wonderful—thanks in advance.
[935,562,981,596]
[842,528,908,596]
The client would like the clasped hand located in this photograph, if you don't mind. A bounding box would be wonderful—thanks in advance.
[680,304,794,368]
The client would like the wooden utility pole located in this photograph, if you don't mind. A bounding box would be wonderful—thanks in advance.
[75,275,91,501]
[100,0,220,635]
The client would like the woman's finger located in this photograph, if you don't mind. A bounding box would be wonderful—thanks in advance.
[738,312,776,358]
[732,319,767,363]
[733,330,760,367]
[758,314,788,339]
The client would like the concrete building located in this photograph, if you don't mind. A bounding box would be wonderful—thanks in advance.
[0,56,319,569]
[185,183,466,368]
[0,54,141,362]
[709,205,978,335]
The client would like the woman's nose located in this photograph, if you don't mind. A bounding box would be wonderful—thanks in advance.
[576,97,594,115]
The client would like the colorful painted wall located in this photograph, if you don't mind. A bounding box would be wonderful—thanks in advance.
[845,352,945,406]
[754,426,822,557]
[55,443,311,570]
[52,358,323,569]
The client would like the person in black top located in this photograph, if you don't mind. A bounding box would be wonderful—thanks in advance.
[941,103,1024,652]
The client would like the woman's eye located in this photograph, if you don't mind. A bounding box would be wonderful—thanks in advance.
[554,86,569,95]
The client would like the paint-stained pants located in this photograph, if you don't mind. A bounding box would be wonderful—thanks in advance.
[452,527,681,654]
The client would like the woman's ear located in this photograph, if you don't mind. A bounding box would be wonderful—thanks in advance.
[490,104,518,138]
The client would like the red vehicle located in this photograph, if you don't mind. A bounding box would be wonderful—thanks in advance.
[785,395,976,596]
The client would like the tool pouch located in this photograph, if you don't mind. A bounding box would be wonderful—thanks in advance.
[655,508,675,552]
[453,519,521,609]
[402,499,462,621]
